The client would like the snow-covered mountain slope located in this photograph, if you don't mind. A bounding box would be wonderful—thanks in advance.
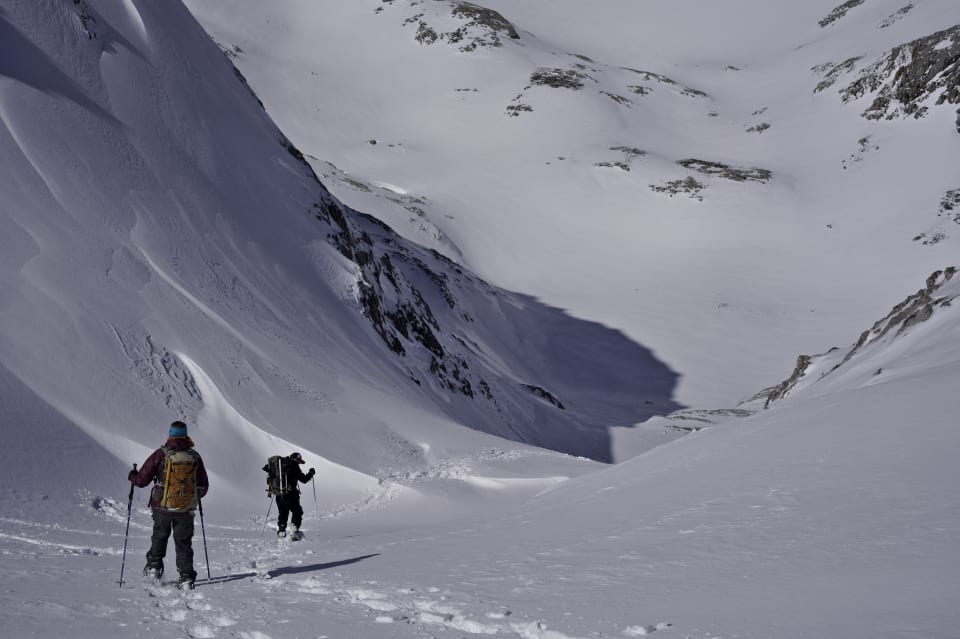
[757,266,960,406]
[184,0,960,407]
[3,271,959,639]
[1,0,694,529]
[2,1,960,637]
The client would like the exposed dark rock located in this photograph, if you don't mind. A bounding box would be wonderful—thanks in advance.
[649,177,706,201]
[759,267,958,407]
[530,67,591,90]
[665,408,755,431]
[478,380,493,400]
[819,0,865,28]
[232,67,265,110]
[602,92,632,106]
[813,57,863,93]
[451,3,519,41]
[595,147,645,171]
[912,188,960,246]
[71,0,98,39]
[879,4,914,29]
[406,2,520,52]
[524,384,565,409]
[415,21,439,44]
[941,189,960,215]
[621,68,678,84]
[678,159,772,183]
[837,25,960,124]
[505,103,533,117]
[759,355,812,408]
[620,68,708,98]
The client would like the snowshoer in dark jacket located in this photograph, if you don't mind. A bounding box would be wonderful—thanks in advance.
[263,452,315,539]
[130,420,209,589]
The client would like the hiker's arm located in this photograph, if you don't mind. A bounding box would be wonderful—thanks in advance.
[197,459,210,499]
[130,449,162,488]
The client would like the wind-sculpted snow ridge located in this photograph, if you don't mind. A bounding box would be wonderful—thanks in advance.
[755,266,959,406]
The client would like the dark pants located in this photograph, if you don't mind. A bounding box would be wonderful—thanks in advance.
[146,510,196,578]
[276,491,303,531]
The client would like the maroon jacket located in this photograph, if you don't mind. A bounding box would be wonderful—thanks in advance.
[131,437,209,512]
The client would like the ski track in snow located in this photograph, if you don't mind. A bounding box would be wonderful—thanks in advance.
[1,506,672,639]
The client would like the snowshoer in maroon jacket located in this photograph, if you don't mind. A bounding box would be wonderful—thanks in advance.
[129,420,209,589]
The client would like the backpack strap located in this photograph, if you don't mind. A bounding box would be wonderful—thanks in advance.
[277,456,286,494]
[155,446,171,487]
[159,446,173,506]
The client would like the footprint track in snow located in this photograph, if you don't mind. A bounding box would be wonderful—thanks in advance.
[273,575,677,638]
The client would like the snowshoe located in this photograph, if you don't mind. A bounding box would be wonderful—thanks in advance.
[143,565,163,580]
[178,572,197,591]
[290,530,304,541]
[277,530,287,539]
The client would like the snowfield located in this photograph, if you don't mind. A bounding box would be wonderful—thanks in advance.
[1,0,959,637]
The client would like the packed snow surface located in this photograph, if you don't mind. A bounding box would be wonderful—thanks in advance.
[1,0,959,638]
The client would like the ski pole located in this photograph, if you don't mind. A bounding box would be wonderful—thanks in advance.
[117,463,137,588]
[312,476,320,522]
[198,499,211,580]
[258,495,274,543]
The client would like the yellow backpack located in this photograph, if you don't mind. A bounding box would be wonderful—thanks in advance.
[158,447,201,512]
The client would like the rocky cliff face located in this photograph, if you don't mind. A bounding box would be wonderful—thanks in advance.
[815,23,960,133]
[309,186,681,461]
[757,267,958,407]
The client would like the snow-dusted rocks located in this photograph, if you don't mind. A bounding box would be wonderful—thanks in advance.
[757,267,959,406]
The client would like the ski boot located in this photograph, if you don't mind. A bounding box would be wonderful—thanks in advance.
[142,564,163,581]
[178,571,197,591]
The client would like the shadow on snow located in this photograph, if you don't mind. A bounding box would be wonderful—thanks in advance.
[267,554,380,578]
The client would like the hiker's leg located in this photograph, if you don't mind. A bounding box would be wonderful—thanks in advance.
[171,512,195,577]
[146,511,172,570]
[276,494,291,531]
[291,497,304,530]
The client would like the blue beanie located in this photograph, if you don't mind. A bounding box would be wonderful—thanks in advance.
[169,421,188,438]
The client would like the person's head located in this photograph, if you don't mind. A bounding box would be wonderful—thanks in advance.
[289,452,305,464]
[168,420,188,439]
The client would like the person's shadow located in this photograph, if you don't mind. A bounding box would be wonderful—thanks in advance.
[194,554,380,586]
[267,553,380,578]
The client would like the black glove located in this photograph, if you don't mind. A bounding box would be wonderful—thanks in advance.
[128,469,137,481]
[307,468,315,479]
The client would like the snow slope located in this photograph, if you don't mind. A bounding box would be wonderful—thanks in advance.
[3,270,959,638]
[0,0,675,505]
[184,0,960,406]
[1,0,959,638]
